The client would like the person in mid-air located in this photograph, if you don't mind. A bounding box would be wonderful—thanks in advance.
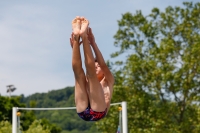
[70,16,114,121]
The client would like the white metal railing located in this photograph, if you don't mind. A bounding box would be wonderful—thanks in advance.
[12,101,128,133]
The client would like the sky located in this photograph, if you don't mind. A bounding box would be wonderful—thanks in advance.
[0,0,196,96]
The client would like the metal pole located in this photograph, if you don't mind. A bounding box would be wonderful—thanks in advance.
[119,109,122,133]
[12,107,17,133]
[122,101,128,133]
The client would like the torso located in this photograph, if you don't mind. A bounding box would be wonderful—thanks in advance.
[85,76,114,112]
[100,78,113,111]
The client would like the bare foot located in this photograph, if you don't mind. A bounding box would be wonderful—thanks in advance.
[80,17,89,37]
[72,16,81,39]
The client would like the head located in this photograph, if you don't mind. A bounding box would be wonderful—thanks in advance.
[94,58,104,81]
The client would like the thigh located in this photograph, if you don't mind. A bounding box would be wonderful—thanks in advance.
[86,75,107,112]
[74,70,89,113]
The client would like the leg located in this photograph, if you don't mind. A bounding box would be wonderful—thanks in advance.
[71,17,89,113]
[80,17,106,112]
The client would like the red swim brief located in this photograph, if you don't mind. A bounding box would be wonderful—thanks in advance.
[77,106,107,121]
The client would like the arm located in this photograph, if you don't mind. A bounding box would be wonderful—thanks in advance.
[88,27,114,85]
[70,32,83,74]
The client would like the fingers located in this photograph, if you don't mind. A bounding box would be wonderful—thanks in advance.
[70,33,73,48]
[79,41,83,45]
[70,39,82,48]
[89,27,91,35]
[70,38,73,48]
[88,27,93,35]
[71,32,74,38]
[87,27,90,34]
[70,32,83,48]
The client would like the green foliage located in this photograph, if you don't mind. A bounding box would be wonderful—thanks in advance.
[0,119,62,133]
[0,120,58,133]
[97,2,200,133]
[0,96,25,122]
[0,96,38,132]
[24,120,51,133]
[0,95,62,133]
[0,121,12,133]
[20,101,37,131]
[40,118,62,133]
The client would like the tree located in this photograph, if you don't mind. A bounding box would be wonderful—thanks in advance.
[0,96,39,132]
[0,120,51,133]
[0,121,12,133]
[24,120,51,133]
[96,2,200,133]
[20,101,37,131]
[0,96,25,122]
[0,96,62,133]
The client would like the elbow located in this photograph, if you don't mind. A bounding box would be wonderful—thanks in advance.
[111,76,115,85]
[100,63,107,69]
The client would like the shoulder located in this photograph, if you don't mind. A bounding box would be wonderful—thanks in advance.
[102,77,114,88]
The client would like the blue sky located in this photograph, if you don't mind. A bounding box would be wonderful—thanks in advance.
[0,0,195,96]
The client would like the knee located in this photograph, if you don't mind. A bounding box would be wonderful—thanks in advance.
[72,65,83,75]
[84,60,95,69]
[72,61,81,70]
[74,72,85,80]
[85,65,96,77]
[86,71,96,79]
